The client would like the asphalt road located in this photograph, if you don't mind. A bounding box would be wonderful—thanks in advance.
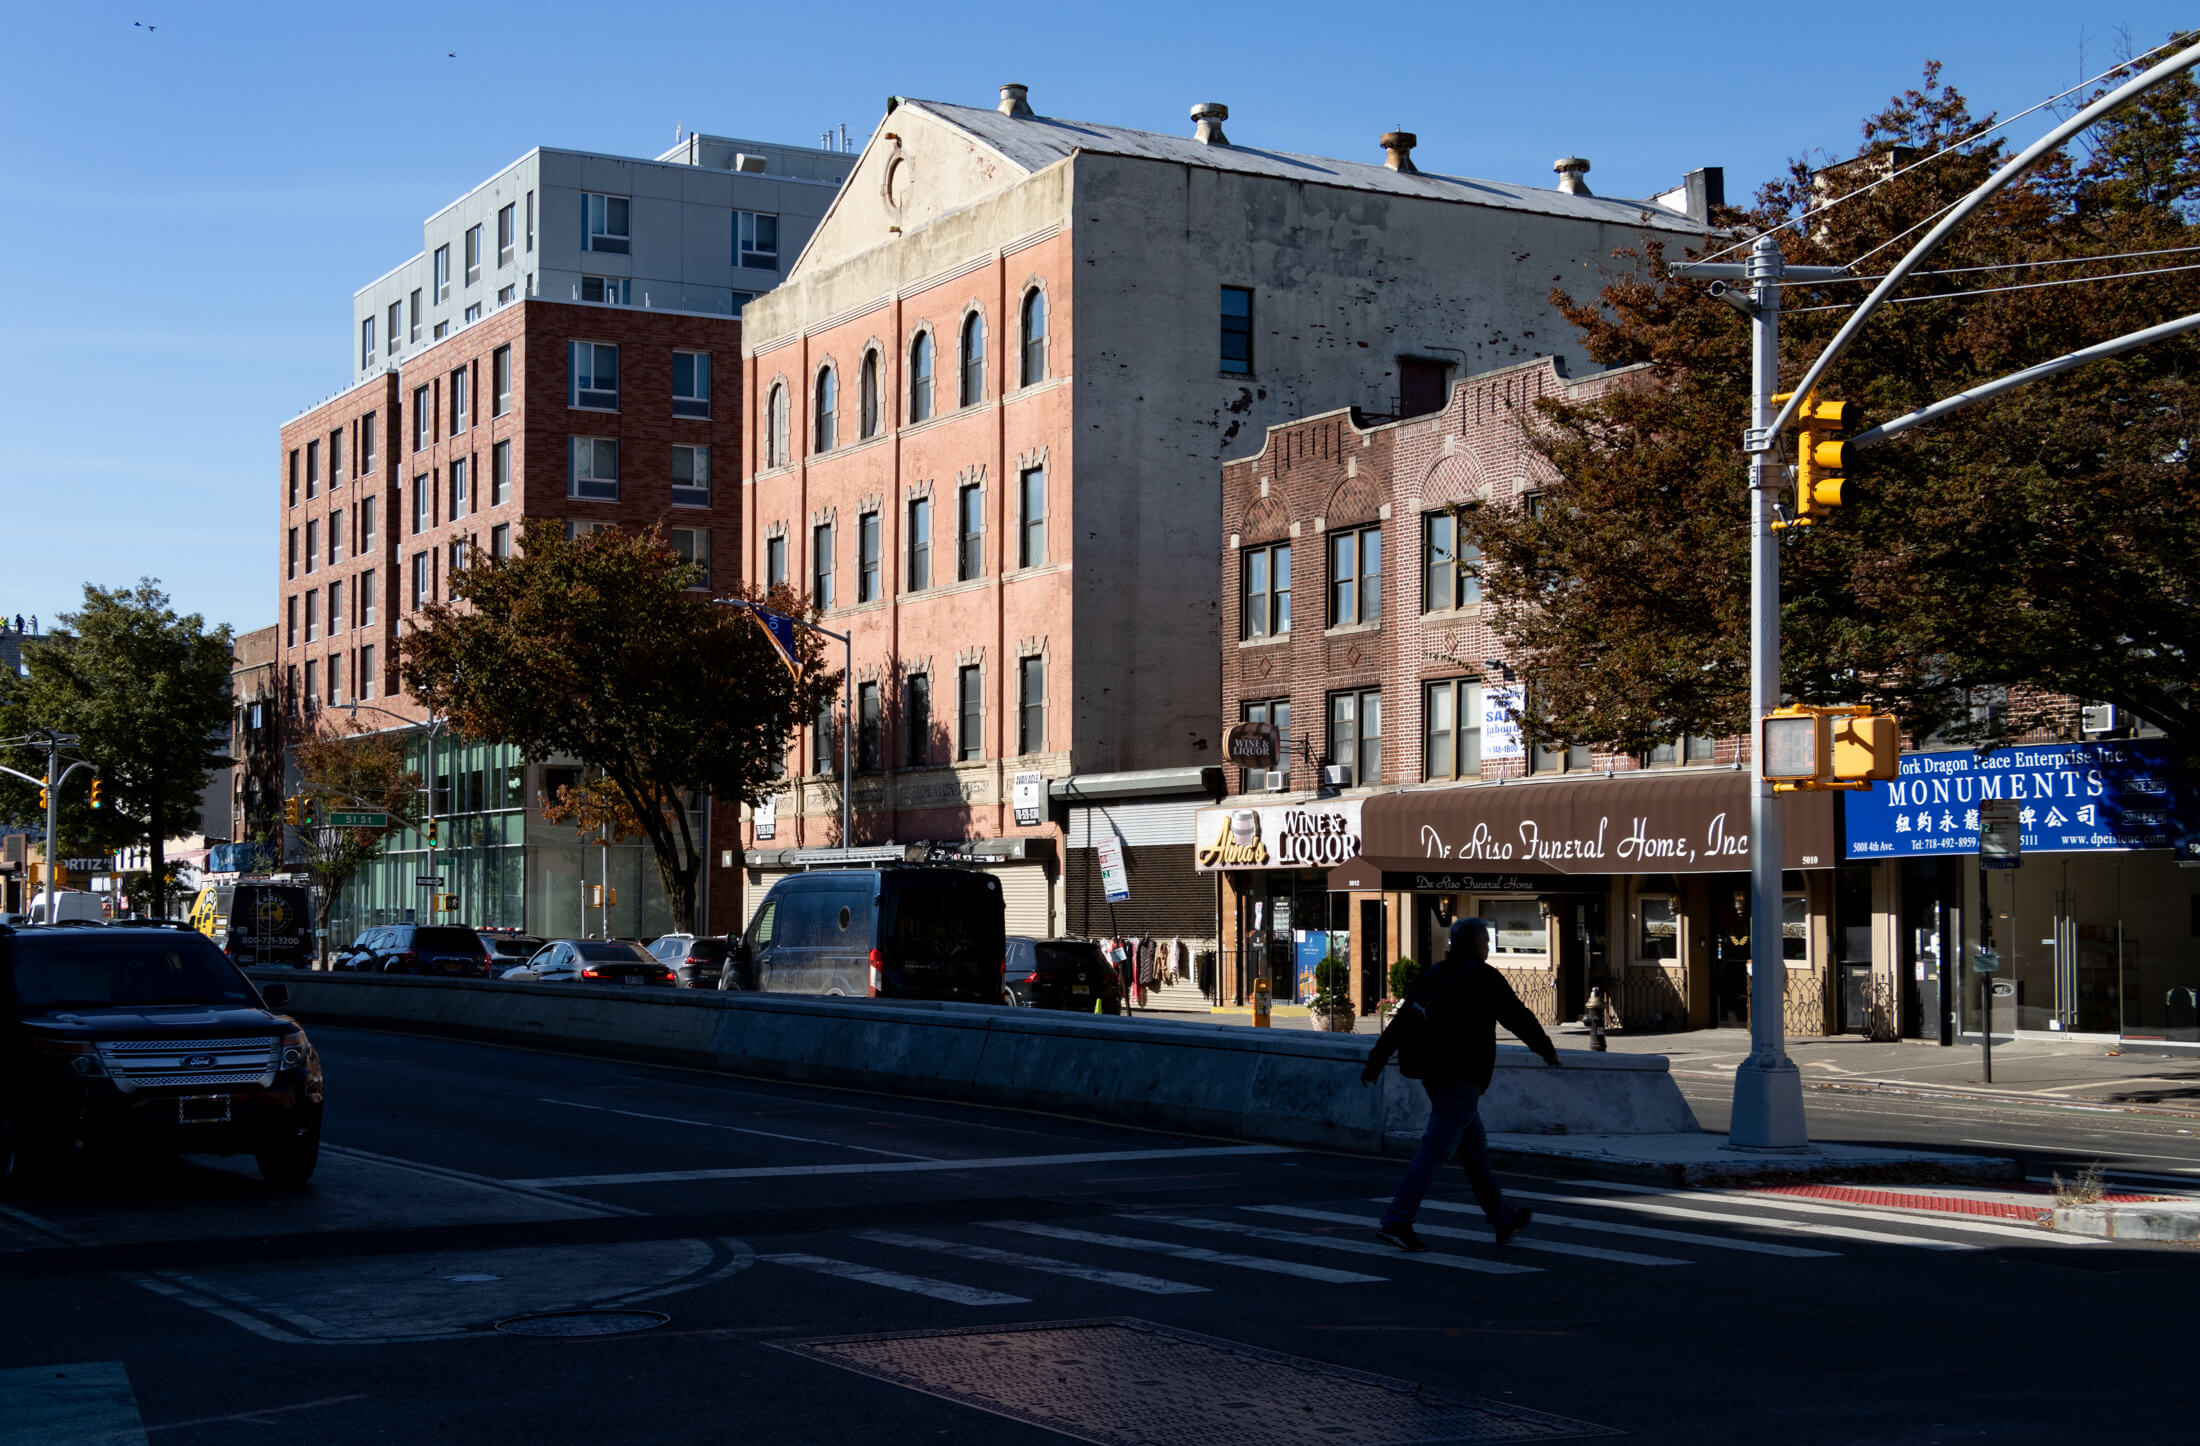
[4,1025,2196,1445]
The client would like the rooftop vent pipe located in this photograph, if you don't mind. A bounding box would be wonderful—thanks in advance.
[1380,131,1418,173]
[999,83,1034,118]
[1191,102,1229,145]
[1553,156,1592,195]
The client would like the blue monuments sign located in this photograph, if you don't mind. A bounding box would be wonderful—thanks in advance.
[1844,741,2192,860]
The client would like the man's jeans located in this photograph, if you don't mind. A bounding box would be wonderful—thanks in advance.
[1381,1078,1516,1230]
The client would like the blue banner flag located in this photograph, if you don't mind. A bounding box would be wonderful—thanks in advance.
[748,606,803,676]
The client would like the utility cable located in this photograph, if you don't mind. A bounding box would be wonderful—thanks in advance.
[1781,260,2200,313]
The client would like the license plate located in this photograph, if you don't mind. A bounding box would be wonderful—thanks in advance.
[1071,984,1091,995]
[178,1095,232,1125]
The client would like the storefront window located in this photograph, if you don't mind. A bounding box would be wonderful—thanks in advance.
[1639,896,1678,960]
[1783,893,1809,963]
[1481,898,1545,957]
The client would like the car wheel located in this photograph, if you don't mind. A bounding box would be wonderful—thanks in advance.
[256,1120,322,1190]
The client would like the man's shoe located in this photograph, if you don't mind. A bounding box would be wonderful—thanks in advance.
[1377,1222,1430,1253]
[1494,1207,1533,1245]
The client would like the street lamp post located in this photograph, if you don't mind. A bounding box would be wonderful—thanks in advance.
[719,601,852,851]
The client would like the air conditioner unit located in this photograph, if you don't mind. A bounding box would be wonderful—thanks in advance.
[1260,770,1289,792]
[1321,764,1353,789]
[2080,704,2118,735]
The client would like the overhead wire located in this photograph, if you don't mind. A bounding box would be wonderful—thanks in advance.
[1781,260,2200,314]
[1776,243,2200,286]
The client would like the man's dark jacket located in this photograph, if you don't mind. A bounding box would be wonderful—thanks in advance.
[1365,955,1558,1091]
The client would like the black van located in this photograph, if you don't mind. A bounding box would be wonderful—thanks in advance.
[724,867,1006,1003]
[224,884,316,969]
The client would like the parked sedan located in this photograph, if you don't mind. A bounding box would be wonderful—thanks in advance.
[500,939,676,987]
[1004,936,1122,1013]
[646,933,733,989]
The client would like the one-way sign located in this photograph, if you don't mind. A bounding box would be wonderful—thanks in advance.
[415,875,442,887]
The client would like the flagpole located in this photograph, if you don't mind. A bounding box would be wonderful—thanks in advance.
[721,600,852,853]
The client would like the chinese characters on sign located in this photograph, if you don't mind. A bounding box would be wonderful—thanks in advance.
[1843,742,2190,860]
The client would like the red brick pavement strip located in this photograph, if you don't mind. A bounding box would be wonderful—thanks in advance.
[1750,1183,2160,1222]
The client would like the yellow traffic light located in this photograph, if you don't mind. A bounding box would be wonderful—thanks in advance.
[90,778,103,810]
[39,786,49,810]
[284,795,300,826]
[426,819,440,846]
[1793,396,1849,526]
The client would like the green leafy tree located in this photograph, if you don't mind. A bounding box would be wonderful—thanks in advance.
[291,720,423,958]
[0,582,232,916]
[400,522,838,933]
[1470,44,2200,764]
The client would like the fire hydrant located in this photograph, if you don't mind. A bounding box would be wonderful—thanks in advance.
[1585,986,1608,1052]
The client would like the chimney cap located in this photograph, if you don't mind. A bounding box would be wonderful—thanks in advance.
[999,83,1034,119]
[1380,131,1419,173]
[1553,156,1593,195]
[1191,101,1230,145]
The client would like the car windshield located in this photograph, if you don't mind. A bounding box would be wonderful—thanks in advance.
[491,938,542,957]
[574,941,652,963]
[883,879,998,961]
[413,928,483,951]
[1034,943,1106,975]
[8,932,258,1012]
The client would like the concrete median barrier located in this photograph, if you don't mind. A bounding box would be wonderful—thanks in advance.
[252,971,1698,1156]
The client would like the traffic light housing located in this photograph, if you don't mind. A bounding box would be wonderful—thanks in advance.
[1762,705,1901,791]
[1793,395,1849,526]
[90,778,103,810]
[299,797,318,828]
[283,795,300,826]
[39,786,49,810]
[426,819,440,847]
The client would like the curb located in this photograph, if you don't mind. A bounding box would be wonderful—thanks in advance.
[1669,1069,2200,1122]
[2050,1201,2200,1243]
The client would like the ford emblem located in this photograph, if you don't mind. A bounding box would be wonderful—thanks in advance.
[181,1053,218,1068]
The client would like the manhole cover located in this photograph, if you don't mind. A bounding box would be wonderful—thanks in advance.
[771,1318,1616,1443]
[494,1309,670,1338]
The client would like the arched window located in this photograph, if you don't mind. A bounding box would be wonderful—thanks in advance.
[1019,288,1047,387]
[859,350,881,438]
[814,365,838,453]
[959,312,985,408]
[908,331,934,423]
[765,382,788,467]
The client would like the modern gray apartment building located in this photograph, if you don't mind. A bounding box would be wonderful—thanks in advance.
[349,133,852,388]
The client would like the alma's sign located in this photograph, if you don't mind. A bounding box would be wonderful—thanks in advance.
[1194,800,1363,872]
[1225,721,1280,771]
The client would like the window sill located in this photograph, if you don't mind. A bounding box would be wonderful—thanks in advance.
[1323,621,1381,638]
[899,574,993,604]
[1236,632,1292,649]
[1421,603,1484,622]
[1005,561,1071,583]
[1006,375,1069,403]
[568,403,620,415]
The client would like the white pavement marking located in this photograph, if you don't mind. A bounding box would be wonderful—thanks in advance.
[322,1145,648,1218]
[1249,1205,1690,1267]
[855,1230,1208,1295]
[0,1201,89,1248]
[1132,1213,1542,1276]
[1403,1199,1840,1258]
[993,1220,1387,1284]
[759,1252,1028,1306]
[0,1361,147,1445]
[511,1143,1291,1189]
[1724,1190,2103,1246]
[1968,1137,2200,1167]
[542,1098,938,1160]
[1501,1189,1979,1251]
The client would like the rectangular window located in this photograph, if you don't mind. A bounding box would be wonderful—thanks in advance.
[669,527,711,589]
[957,483,983,581]
[958,664,983,761]
[1018,466,1046,568]
[408,289,422,342]
[672,351,711,418]
[492,439,511,505]
[358,644,376,700]
[450,457,469,520]
[1239,697,1291,790]
[435,319,447,341]
[568,437,619,501]
[489,525,509,561]
[449,538,468,578]
[1220,286,1253,374]
[288,449,299,507]
[327,578,344,634]
[359,569,376,626]
[1482,898,1546,957]
[411,551,430,610]
[412,474,430,534]
[812,702,834,777]
[361,315,376,370]
[304,659,318,705]
[570,341,619,410]
[464,224,481,286]
[286,527,298,580]
[906,497,931,591]
[1018,655,1045,755]
[496,203,515,267]
[305,439,320,498]
[492,346,511,416]
[412,386,432,451]
[812,522,835,608]
[1645,735,1719,767]
[1423,678,1483,782]
[583,193,630,253]
[1328,687,1381,787]
[671,444,710,506]
[304,519,318,575]
[326,652,343,705]
[285,595,296,647]
[359,495,376,551]
[579,276,629,306]
[1638,896,1679,960]
[525,190,534,251]
[463,302,481,323]
[328,510,343,565]
[905,673,932,767]
[451,367,470,434]
[360,413,376,477]
[1241,541,1291,638]
[496,284,515,307]
[1423,512,1481,612]
[766,534,787,591]
[857,511,881,603]
[434,244,450,302]
[329,429,344,487]
[1329,524,1382,627]
[387,302,402,356]
[304,589,319,643]
[735,210,778,269]
[857,681,882,771]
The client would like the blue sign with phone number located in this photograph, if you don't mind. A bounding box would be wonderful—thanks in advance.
[1843,741,2195,860]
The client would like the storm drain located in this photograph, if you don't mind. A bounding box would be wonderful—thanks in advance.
[494,1309,670,1338]
[770,1318,1617,1444]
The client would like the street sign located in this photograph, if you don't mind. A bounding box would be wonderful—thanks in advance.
[328,810,389,828]
[1012,771,1045,827]
[415,875,442,887]
[1097,836,1131,903]
[1978,798,2023,869]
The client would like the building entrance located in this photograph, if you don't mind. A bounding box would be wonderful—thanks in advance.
[1556,896,1607,1024]
[1711,876,1751,1026]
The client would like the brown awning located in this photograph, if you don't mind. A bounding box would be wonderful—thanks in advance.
[1356,771,1837,876]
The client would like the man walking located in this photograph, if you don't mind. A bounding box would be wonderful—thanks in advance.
[1363,917,1561,1252]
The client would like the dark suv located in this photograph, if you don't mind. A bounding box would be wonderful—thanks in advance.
[0,923,324,1189]
[1005,936,1122,1012]
[333,924,493,977]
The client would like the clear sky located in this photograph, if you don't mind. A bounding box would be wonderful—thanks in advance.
[1,0,2186,640]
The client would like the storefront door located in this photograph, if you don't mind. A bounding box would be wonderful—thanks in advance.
[1359,898,1387,1013]
[1712,877,1750,1027]
[1901,858,1957,1043]
[1557,897,1607,1024]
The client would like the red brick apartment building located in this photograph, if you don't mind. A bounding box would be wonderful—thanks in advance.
[275,299,746,937]
[1208,357,1844,1035]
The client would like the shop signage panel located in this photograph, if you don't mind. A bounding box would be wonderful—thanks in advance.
[753,792,777,841]
[1097,836,1131,901]
[1194,799,1364,871]
[1012,771,1045,827]
[1225,721,1279,771]
[1483,686,1525,760]
[1843,741,2192,860]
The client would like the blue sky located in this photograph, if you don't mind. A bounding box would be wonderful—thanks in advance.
[0,0,2186,639]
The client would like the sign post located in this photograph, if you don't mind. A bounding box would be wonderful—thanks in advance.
[1976,797,2021,1083]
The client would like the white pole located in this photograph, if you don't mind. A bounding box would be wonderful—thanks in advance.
[41,732,59,924]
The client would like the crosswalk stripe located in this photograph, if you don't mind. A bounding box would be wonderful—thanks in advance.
[1131,1213,1542,1275]
[1401,1200,1840,1258]
[1250,1205,1690,1267]
[758,1252,1028,1305]
[1500,1190,1978,1251]
[854,1230,1208,1295]
[993,1221,1387,1284]
[1722,1191,2101,1246]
